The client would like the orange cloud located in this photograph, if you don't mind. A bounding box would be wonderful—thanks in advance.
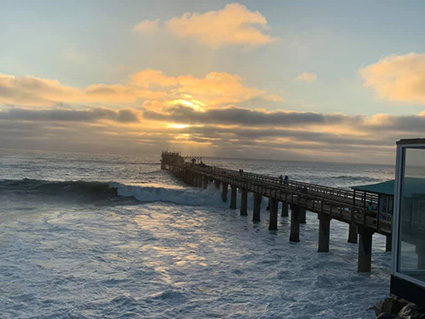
[294,72,317,83]
[130,69,178,88]
[0,74,82,106]
[361,52,425,104]
[133,18,160,34]
[165,3,276,48]
[0,70,283,110]
[131,69,284,107]
[85,84,165,103]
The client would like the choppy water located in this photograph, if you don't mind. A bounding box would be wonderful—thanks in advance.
[0,149,395,318]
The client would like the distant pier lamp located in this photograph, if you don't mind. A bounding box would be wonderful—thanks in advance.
[391,139,425,307]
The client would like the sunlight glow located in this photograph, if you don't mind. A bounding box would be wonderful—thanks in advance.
[169,99,205,110]
[167,123,190,129]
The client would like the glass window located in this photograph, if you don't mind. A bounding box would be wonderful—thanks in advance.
[398,147,425,282]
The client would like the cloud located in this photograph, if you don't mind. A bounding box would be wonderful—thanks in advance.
[165,3,276,48]
[130,69,178,88]
[133,18,160,34]
[294,72,317,83]
[0,70,282,109]
[0,107,141,123]
[2,101,424,163]
[4,70,424,164]
[144,105,352,127]
[361,52,425,104]
[0,74,82,106]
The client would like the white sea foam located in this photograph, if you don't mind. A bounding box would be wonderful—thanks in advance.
[0,150,394,318]
[110,182,229,207]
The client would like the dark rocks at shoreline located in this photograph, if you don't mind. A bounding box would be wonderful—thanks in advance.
[375,296,425,318]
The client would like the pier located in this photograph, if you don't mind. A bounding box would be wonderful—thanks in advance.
[161,152,392,273]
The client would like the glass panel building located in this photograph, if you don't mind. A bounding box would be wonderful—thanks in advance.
[392,139,425,306]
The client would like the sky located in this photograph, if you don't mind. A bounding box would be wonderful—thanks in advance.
[1,0,425,164]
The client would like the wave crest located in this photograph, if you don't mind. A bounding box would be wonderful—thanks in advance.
[0,179,225,207]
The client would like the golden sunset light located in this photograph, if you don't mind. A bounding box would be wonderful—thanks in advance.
[3,2,425,317]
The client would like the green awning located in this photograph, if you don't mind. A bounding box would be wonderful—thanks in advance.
[352,180,395,196]
[352,178,425,198]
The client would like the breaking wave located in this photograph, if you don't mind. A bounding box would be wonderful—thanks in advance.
[110,182,224,207]
[0,179,118,203]
[0,179,225,207]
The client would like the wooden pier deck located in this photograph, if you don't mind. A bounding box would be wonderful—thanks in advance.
[161,152,393,272]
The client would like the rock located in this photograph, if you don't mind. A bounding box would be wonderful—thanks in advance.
[377,313,402,319]
[398,303,425,318]
[375,297,409,316]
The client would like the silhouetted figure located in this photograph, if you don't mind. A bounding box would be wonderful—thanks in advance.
[279,175,283,184]
[284,175,289,184]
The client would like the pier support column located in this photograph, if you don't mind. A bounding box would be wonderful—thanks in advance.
[230,185,237,209]
[187,172,193,185]
[221,182,228,202]
[290,205,300,242]
[214,180,220,189]
[318,213,331,252]
[299,208,306,224]
[203,176,209,189]
[348,223,358,244]
[357,226,374,272]
[281,202,289,217]
[253,193,262,222]
[269,198,278,231]
[385,235,392,252]
[240,189,248,216]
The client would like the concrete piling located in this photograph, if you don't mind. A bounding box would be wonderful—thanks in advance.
[222,182,228,202]
[269,198,278,230]
[183,170,188,184]
[253,193,262,222]
[299,208,306,224]
[281,202,289,217]
[348,223,358,244]
[214,180,220,189]
[357,226,374,272]
[230,185,237,209]
[240,189,248,216]
[318,213,331,252]
[203,176,209,189]
[290,204,300,242]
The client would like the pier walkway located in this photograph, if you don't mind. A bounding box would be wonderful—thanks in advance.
[161,152,393,272]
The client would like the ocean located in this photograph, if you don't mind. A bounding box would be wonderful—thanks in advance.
[0,149,395,318]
